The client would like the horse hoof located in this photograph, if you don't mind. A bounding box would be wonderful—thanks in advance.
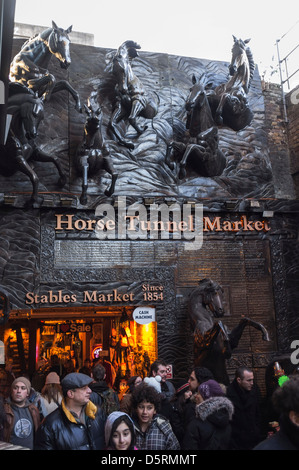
[26,195,44,208]
[80,196,87,205]
[125,141,135,150]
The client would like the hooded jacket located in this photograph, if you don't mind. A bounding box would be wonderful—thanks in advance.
[3,398,40,445]
[104,411,137,450]
[34,398,105,450]
[183,396,234,450]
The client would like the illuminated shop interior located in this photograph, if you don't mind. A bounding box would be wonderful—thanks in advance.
[3,306,157,386]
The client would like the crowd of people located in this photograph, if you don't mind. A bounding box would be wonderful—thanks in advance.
[0,357,299,450]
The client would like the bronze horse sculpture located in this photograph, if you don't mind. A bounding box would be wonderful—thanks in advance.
[10,21,81,112]
[75,91,118,205]
[166,74,226,179]
[105,40,159,150]
[209,36,255,131]
[188,278,270,385]
[0,83,67,207]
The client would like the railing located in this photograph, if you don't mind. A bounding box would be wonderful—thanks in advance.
[275,20,299,122]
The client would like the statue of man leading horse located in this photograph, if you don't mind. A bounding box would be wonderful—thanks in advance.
[188,278,270,385]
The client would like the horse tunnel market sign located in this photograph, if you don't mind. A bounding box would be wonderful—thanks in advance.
[55,209,271,238]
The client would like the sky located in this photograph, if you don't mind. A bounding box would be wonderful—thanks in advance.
[14,0,299,88]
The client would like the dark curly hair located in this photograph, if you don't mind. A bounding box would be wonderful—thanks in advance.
[131,382,161,412]
[272,375,299,414]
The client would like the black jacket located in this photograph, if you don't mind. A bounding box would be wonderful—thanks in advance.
[227,379,262,450]
[34,399,105,450]
[183,396,234,450]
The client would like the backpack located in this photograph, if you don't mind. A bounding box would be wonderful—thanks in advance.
[98,389,119,416]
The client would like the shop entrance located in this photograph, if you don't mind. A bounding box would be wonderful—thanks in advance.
[3,306,158,391]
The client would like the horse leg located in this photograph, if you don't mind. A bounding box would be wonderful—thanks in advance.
[32,148,67,187]
[79,155,89,205]
[105,173,118,197]
[103,155,118,197]
[178,143,205,179]
[165,142,175,170]
[214,93,228,125]
[109,103,134,150]
[128,100,147,134]
[15,153,42,207]
[27,74,55,100]
[51,80,82,113]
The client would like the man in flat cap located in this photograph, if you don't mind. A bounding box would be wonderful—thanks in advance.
[3,377,40,449]
[35,372,106,450]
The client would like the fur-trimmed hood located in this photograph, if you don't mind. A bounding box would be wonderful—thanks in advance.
[195,396,234,422]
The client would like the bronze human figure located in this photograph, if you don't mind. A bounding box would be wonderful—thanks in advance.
[10,21,81,112]
[105,40,159,149]
[75,91,118,205]
[0,83,66,207]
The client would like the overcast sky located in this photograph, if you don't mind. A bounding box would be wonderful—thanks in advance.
[14,0,299,87]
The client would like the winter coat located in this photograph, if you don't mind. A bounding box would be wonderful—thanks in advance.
[183,396,234,450]
[3,399,40,443]
[133,414,180,450]
[34,398,106,450]
[226,379,262,449]
[254,413,299,450]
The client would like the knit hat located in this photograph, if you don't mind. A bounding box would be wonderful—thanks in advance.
[198,379,225,400]
[144,376,161,393]
[11,377,31,394]
[176,381,189,397]
[45,372,60,385]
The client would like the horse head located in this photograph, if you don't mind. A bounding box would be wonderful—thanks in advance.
[83,92,103,149]
[188,278,225,334]
[185,75,206,112]
[48,20,72,69]
[199,278,225,318]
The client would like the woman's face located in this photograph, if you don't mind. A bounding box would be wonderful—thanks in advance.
[136,400,156,426]
[112,420,132,450]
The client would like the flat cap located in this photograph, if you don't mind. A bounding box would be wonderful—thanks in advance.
[61,372,93,393]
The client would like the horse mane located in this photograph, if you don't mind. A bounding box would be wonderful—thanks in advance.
[193,278,223,298]
[245,45,255,90]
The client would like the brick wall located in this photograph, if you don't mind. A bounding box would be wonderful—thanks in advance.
[262,81,295,198]
[286,85,299,199]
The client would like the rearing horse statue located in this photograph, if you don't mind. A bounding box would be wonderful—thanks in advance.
[209,36,255,131]
[188,278,270,385]
[75,91,118,205]
[105,40,159,150]
[165,74,226,179]
[0,83,66,207]
[10,21,81,112]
